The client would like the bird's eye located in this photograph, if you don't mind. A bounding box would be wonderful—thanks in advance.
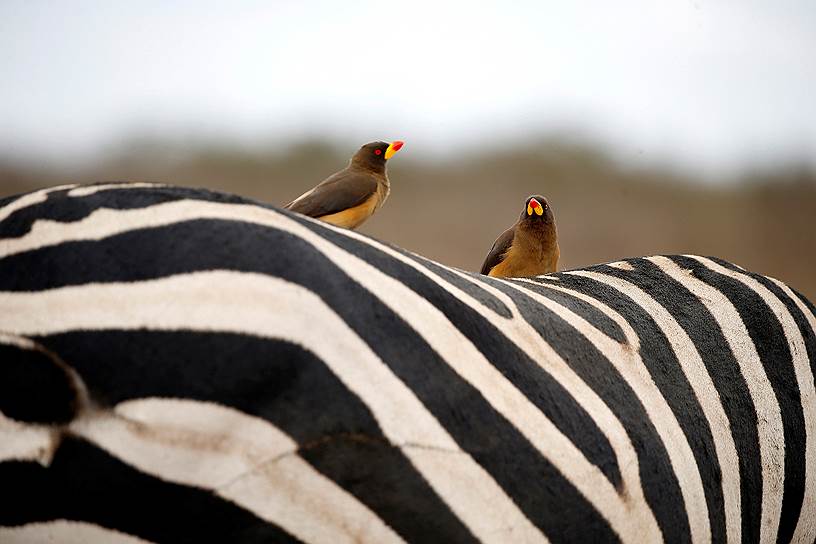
[374,149,382,155]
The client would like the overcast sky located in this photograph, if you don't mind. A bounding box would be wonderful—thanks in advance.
[1,0,814,174]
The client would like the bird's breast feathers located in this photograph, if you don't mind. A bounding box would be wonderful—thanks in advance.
[316,192,381,229]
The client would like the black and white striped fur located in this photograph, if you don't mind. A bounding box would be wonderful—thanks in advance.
[1,183,814,543]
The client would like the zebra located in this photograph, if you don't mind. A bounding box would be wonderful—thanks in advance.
[0,182,814,544]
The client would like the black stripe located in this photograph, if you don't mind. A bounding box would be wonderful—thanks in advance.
[0,342,80,424]
[592,257,764,543]
[480,272,693,544]
[793,286,816,318]
[0,218,273,290]
[35,332,382,441]
[543,268,726,544]
[0,436,299,543]
[0,186,73,211]
[670,255,806,544]
[504,277,626,343]
[36,331,476,544]
[11,218,618,541]
[0,192,22,208]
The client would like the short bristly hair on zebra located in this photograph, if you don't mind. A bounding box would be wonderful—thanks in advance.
[0,182,814,544]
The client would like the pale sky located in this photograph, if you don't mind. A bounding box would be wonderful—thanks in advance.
[1,0,814,175]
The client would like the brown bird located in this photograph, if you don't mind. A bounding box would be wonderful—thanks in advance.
[480,195,560,278]
[284,140,404,229]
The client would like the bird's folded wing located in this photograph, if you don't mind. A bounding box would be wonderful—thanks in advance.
[479,227,516,275]
[285,173,378,218]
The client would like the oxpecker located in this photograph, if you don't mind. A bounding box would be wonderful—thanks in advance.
[480,195,560,278]
[284,140,404,229]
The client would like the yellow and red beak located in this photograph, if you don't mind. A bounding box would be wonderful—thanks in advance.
[384,140,404,160]
[527,198,544,216]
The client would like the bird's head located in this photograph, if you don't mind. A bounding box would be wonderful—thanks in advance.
[352,140,404,171]
[519,195,554,224]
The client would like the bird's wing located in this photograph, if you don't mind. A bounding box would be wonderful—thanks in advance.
[479,226,516,275]
[284,171,379,218]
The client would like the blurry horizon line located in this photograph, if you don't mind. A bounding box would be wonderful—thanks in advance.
[3,122,815,186]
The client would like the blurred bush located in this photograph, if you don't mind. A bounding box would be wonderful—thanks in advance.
[1,137,814,300]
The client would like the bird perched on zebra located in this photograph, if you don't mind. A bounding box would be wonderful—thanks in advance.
[284,140,404,229]
[1,182,815,544]
[480,195,559,277]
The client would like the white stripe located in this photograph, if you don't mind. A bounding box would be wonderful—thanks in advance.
[72,398,405,544]
[691,257,815,544]
[0,270,544,543]
[1,198,210,257]
[0,332,36,350]
[571,269,742,543]
[514,274,711,544]
[648,255,785,543]
[74,398,298,490]
[606,261,634,271]
[0,184,77,224]
[0,521,152,544]
[67,182,165,197]
[0,412,54,464]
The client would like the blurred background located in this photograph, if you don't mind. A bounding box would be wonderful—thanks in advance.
[1,1,814,298]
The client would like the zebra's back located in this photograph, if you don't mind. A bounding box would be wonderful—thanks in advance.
[1,183,814,544]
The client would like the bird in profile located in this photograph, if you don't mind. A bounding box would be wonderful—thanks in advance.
[284,140,404,229]
[480,195,560,278]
